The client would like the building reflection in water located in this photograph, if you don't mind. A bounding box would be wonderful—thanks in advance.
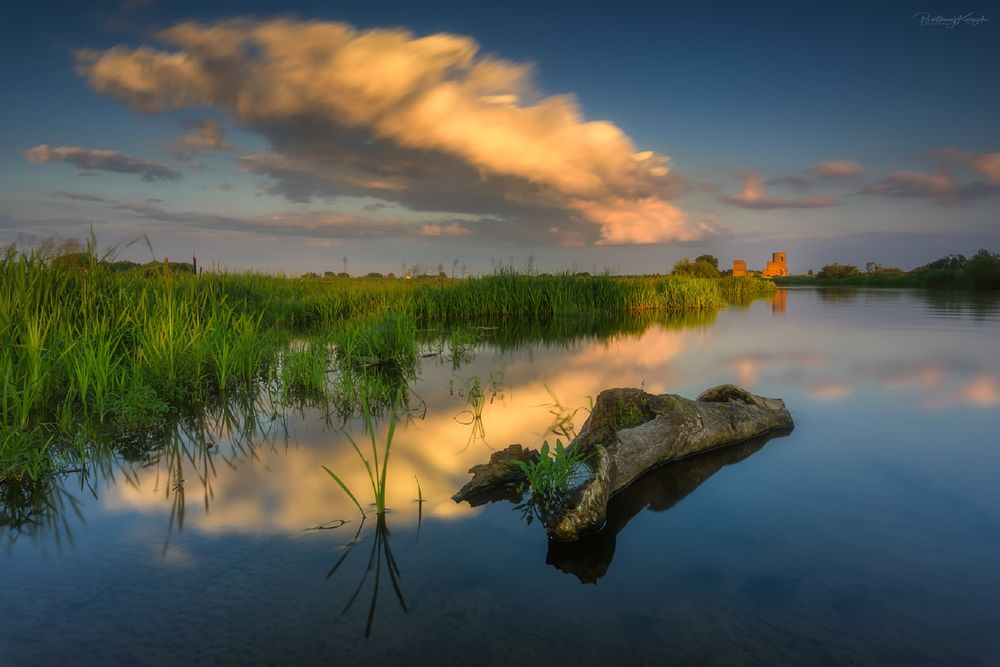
[771,289,787,315]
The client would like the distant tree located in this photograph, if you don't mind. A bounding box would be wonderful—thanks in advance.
[807,269,814,276]
[963,248,1000,289]
[672,257,720,278]
[366,272,384,279]
[817,263,860,279]
[324,271,336,278]
[695,254,719,269]
[336,272,350,278]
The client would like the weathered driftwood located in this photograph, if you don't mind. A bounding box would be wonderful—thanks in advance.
[453,384,793,541]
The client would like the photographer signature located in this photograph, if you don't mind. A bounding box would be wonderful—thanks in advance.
[913,11,989,28]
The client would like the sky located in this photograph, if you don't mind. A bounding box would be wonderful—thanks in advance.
[1,0,998,274]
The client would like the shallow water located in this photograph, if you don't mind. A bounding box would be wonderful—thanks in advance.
[2,288,999,666]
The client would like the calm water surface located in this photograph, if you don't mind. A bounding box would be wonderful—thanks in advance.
[2,288,999,666]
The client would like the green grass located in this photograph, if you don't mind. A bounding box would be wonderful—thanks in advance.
[324,391,400,516]
[514,439,591,522]
[0,243,775,483]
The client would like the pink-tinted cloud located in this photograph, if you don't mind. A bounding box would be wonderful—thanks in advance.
[721,171,839,209]
[768,160,864,191]
[76,18,709,245]
[807,160,863,177]
[863,169,962,201]
[420,222,472,237]
[25,145,180,181]
[934,148,1000,186]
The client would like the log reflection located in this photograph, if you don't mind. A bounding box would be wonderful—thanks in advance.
[546,430,791,583]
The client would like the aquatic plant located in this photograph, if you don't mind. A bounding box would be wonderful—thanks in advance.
[323,391,401,517]
[514,439,590,516]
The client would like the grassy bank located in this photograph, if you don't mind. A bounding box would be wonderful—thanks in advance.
[0,245,774,482]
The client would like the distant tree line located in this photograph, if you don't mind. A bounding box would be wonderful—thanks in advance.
[786,249,1000,289]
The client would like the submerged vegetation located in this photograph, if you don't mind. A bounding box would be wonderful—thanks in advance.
[0,239,775,484]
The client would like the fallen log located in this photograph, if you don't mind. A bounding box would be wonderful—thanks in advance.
[453,384,793,541]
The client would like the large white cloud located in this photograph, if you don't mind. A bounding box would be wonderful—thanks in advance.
[76,18,708,245]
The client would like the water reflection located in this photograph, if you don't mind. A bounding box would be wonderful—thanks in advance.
[450,372,505,451]
[3,288,1000,665]
[545,431,791,583]
[3,288,997,552]
[320,514,409,638]
[771,289,787,315]
[0,475,83,550]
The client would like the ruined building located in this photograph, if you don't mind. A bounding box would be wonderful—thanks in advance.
[732,252,788,277]
[762,252,788,277]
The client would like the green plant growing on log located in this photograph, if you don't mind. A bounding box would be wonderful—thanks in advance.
[514,439,589,521]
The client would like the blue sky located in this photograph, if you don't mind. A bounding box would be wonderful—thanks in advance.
[2,0,998,273]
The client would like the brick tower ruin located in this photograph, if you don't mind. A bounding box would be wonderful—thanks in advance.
[761,252,788,277]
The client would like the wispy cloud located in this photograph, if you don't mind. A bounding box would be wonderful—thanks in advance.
[932,148,1000,186]
[808,160,864,177]
[862,150,1000,204]
[75,18,712,245]
[863,169,958,199]
[58,192,481,242]
[25,145,180,181]
[176,119,231,151]
[769,160,864,191]
[419,222,472,237]
[721,171,839,209]
[51,191,109,203]
[860,168,994,204]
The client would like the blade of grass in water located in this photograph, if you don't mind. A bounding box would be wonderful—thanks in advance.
[322,465,366,519]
